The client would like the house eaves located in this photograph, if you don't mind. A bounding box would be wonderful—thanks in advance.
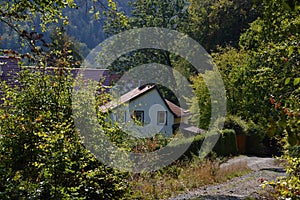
[101,84,190,118]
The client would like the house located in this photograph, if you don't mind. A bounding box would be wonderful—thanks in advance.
[0,56,112,106]
[101,84,191,136]
[1,56,204,136]
[0,56,111,87]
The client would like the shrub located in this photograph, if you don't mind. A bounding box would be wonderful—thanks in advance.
[0,69,131,199]
[168,134,205,160]
[185,134,205,158]
[264,97,300,199]
[214,115,248,154]
[246,121,267,156]
[223,115,248,135]
[213,129,238,156]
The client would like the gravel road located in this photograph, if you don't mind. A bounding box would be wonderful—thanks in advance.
[169,156,286,200]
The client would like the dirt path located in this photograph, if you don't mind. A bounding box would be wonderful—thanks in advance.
[169,156,286,200]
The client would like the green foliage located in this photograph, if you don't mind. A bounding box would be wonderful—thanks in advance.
[0,0,114,52]
[169,134,205,159]
[223,115,248,135]
[0,2,133,198]
[213,129,238,156]
[238,0,300,197]
[47,28,85,68]
[212,47,251,117]
[0,0,77,55]
[214,116,270,156]
[0,0,76,29]
[0,69,131,199]
[104,0,188,75]
[238,0,300,130]
[189,75,211,129]
[189,70,227,130]
[186,0,259,51]
[266,150,300,199]
[271,106,300,199]
[245,121,267,156]
[104,0,187,35]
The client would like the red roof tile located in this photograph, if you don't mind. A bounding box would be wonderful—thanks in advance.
[165,99,190,118]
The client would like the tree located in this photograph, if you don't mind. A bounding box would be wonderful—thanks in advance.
[239,0,300,132]
[185,0,259,51]
[47,27,87,68]
[235,0,299,197]
[0,0,76,56]
[0,68,131,199]
[104,0,191,103]
[211,47,250,117]
[0,1,132,199]
[0,0,116,62]
[104,0,189,70]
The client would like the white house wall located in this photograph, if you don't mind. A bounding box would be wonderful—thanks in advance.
[130,89,174,136]
[110,89,174,137]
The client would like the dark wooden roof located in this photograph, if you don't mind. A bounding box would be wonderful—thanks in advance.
[179,123,206,135]
[0,56,111,86]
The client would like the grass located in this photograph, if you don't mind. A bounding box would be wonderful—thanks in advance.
[129,157,252,199]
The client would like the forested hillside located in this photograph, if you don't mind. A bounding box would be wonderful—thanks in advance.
[0,0,131,55]
[0,0,257,57]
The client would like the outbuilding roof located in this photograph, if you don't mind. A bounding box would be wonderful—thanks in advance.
[0,56,111,86]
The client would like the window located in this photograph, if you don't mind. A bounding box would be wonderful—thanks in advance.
[133,111,144,123]
[157,111,167,125]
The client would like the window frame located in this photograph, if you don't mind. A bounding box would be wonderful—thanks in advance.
[157,111,167,125]
[133,110,144,124]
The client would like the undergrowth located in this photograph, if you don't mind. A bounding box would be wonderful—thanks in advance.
[129,156,251,199]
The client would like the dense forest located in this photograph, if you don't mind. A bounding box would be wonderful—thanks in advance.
[0,0,131,55]
[0,0,299,199]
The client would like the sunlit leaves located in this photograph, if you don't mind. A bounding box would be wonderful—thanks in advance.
[240,1,300,198]
[294,78,300,86]
[0,0,76,28]
[0,69,130,199]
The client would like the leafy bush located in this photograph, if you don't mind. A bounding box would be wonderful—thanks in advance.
[266,150,300,199]
[223,115,248,135]
[213,129,238,156]
[265,99,299,199]
[215,116,270,156]
[184,134,205,158]
[0,69,131,199]
[246,121,267,156]
[168,134,205,160]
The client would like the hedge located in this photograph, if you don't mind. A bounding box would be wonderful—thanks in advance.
[168,134,205,160]
[213,129,238,156]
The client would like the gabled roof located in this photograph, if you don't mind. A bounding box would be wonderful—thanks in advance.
[101,84,190,118]
[165,99,190,118]
[100,84,156,112]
